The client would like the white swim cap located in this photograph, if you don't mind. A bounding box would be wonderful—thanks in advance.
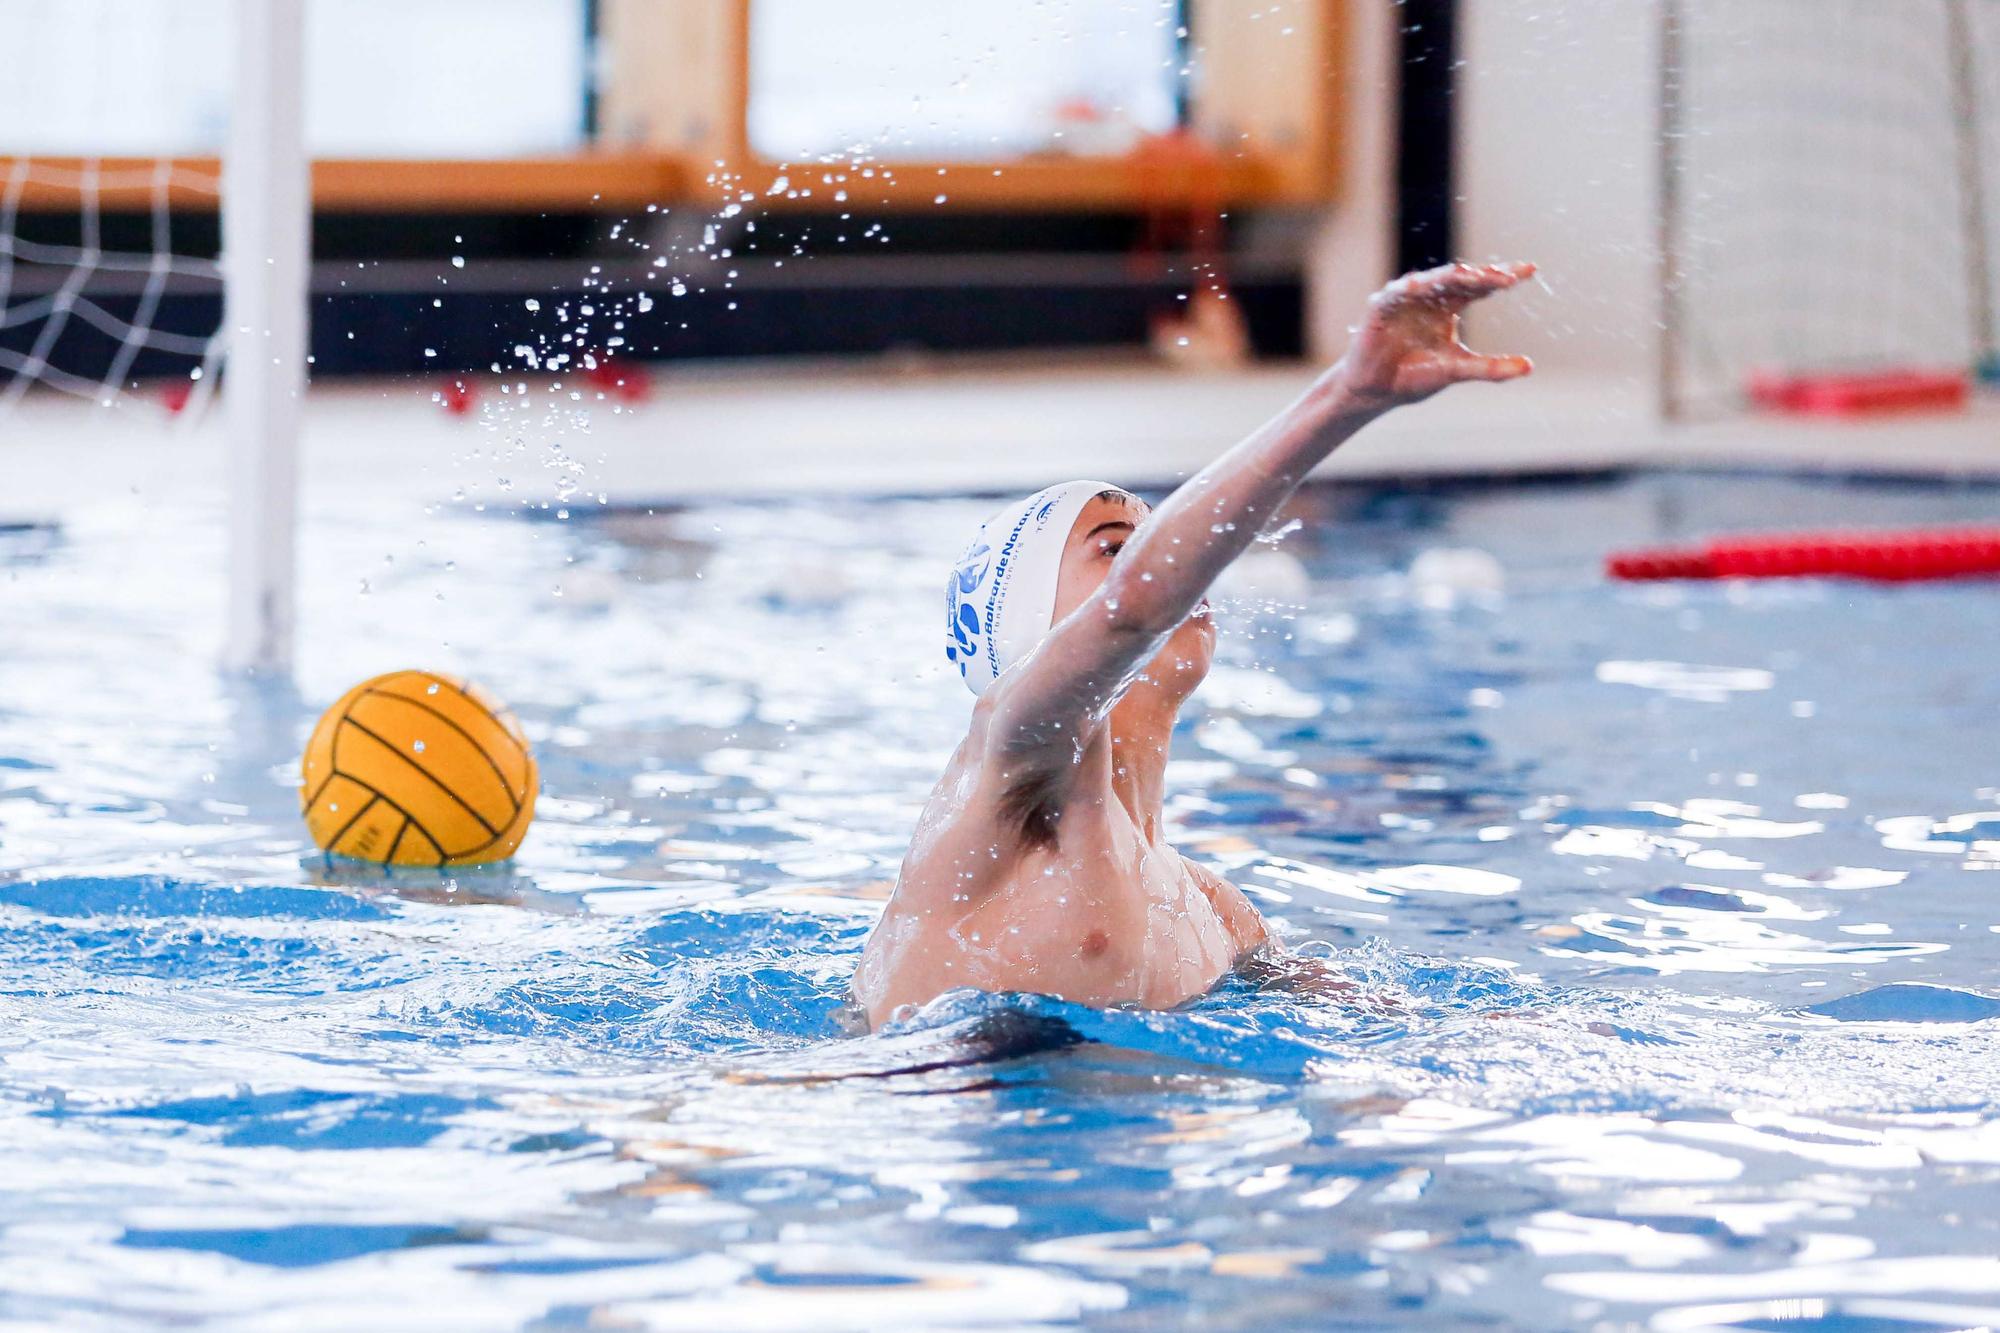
[945,480,1126,696]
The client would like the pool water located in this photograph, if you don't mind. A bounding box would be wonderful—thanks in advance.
[2,467,1998,1329]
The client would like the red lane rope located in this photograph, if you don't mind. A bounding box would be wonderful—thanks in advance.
[1746,368,1969,416]
[1608,529,2000,582]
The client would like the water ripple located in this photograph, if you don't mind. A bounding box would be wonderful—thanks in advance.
[0,471,1996,1327]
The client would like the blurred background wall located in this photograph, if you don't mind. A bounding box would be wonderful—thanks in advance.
[2,0,1994,411]
[0,1,1380,382]
[1457,0,1659,382]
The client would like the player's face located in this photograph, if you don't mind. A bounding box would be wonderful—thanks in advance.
[1051,493,1215,696]
[1052,491,1146,624]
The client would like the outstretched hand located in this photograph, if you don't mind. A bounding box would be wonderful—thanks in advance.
[1336,261,1536,410]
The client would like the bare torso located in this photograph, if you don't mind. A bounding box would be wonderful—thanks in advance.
[854,261,1537,1030]
[853,725,1264,1027]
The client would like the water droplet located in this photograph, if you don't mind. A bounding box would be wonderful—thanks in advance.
[413,739,426,754]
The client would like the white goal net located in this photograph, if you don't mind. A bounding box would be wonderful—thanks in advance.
[1660,0,2000,417]
[0,0,234,410]
[0,158,225,410]
[1,0,311,674]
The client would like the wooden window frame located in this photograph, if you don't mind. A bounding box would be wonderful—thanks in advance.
[4,1,1344,214]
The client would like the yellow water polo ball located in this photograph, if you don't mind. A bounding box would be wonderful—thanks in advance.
[301,670,537,866]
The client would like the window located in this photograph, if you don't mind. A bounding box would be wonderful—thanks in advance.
[748,0,1184,162]
[0,0,587,157]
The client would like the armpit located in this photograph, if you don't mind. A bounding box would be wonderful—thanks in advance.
[997,770,1064,851]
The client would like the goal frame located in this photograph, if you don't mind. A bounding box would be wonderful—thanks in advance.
[221,0,311,675]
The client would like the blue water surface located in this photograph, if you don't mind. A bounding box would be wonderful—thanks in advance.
[2,468,1998,1330]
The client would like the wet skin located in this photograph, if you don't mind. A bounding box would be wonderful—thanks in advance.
[855,262,1537,1028]
[857,493,1265,1024]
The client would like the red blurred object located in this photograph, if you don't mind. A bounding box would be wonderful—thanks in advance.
[585,357,651,403]
[1746,367,1969,416]
[158,381,193,414]
[438,378,477,415]
[1130,130,1246,369]
[1131,128,1228,265]
[1609,529,2000,583]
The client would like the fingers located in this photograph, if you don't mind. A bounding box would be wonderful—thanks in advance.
[1379,260,1536,311]
[1432,260,1536,297]
[1391,350,1532,399]
[1452,352,1534,383]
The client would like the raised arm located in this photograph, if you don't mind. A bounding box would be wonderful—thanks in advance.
[985,261,1535,752]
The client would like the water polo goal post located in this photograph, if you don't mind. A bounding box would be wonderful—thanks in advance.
[222,0,311,677]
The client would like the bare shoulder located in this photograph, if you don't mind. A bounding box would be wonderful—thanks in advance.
[968,685,1119,852]
[892,727,1025,908]
[1180,854,1269,954]
[894,693,1114,912]
[1181,855,1242,902]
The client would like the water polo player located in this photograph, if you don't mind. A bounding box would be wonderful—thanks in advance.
[854,262,1537,1026]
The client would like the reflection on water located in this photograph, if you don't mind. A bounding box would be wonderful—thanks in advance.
[1,471,1997,1329]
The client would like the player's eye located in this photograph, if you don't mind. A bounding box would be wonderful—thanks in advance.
[1101,539,1125,558]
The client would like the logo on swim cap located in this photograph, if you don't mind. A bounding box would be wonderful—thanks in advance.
[955,545,991,594]
[945,543,991,675]
[944,481,1120,697]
